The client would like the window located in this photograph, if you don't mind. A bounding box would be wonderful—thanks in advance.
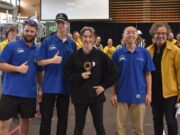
[0,12,12,23]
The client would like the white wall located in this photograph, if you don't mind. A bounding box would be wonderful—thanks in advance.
[41,0,109,20]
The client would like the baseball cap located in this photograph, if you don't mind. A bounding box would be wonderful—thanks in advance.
[24,20,38,27]
[55,13,68,23]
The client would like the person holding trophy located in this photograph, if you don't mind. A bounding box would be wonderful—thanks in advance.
[64,26,118,135]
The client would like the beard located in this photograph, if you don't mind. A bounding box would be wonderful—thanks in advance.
[23,34,36,43]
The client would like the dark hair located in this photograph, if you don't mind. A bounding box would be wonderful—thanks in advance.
[72,31,80,38]
[73,31,79,35]
[80,26,96,37]
[24,20,38,30]
[123,26,137,35]
[149,22,172,37]
[5,26,18,38]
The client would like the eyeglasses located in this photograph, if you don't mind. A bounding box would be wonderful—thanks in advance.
[124,31,137,35]
[24,20,38,27]
[154,32,167,36]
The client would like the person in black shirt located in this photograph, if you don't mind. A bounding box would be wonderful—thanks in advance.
[64,26,118,135]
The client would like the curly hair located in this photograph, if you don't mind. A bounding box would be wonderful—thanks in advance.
[149,22,172,37]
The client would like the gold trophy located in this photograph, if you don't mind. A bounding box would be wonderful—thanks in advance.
[83,61,92,72]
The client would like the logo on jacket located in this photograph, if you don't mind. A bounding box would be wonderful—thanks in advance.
[17,48,24,53]
[49,44,57,51]
[118,55,126,62]
[136,57,144,61]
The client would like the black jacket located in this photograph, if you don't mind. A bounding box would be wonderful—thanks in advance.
[64,48,118,104]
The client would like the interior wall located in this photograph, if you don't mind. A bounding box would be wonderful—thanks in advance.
[20,0,40,17]
[18,0,180,23]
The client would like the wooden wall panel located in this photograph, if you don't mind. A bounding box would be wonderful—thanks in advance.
[109,0,180,23]
[20,0,40,18]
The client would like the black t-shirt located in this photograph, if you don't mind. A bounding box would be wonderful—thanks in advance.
[152,44,166,100]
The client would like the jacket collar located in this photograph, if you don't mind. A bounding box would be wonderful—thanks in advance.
[148,41,173,57]
[122,46,141,53]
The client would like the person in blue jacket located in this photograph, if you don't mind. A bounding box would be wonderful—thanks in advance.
[37,13,76,135]
[111,26,155,135]
[0,20,43,135]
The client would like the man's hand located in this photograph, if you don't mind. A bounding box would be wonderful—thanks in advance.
[38,90,43,103]
[145,93,152,106]
[81,71,91,79]
[93,86,104,95]
[50,51,62,64]
[111,94,117,107]
[16,61,29,74]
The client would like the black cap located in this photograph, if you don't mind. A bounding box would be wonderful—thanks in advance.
[55,13,68,22]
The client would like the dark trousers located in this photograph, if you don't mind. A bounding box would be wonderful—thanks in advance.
[39,93,70,135]
[151,96,178,135]
[74,102,106,135]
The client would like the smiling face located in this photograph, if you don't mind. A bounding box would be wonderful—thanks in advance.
[8,30,17,42]
[56,21,69,33]
[153,26,167,46]
[23,24,37,43]
[123,26,138,45]
[81,30,95,52]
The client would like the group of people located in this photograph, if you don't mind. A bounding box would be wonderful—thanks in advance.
[70,29,147,60]
[0,12,179,135]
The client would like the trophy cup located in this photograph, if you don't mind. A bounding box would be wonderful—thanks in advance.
[83,61,92,73]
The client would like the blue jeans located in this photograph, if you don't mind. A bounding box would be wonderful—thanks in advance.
[151,96,178,135]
